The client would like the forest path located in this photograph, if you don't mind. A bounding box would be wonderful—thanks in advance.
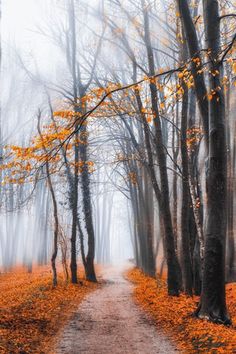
[55,264,178,354]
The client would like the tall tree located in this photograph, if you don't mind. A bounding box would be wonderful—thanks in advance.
[178,0,230,323]
[196,0,230,324]
[142,0,181,294]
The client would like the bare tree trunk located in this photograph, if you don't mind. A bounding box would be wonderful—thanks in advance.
[180,83,193,295]
[177,0,209,149]
[196,0,230,324]
[69,0,79,284]
[79,123,97,282]
[70,125,79,284]
[37,113,58,287]
[227,130,236,280]
[187,91,203,294]
[172,99,179,251]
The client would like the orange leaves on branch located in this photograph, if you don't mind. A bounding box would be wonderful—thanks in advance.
[1,108,93,184]
[207,87,221,102]
[176,84,185,96]
[178,68,194,90]
[159,102,165,110]
[146,115,152,123]
[187,126,202,150]
[210,69,220,77]
[6,56,236,187]
[194,197,201,209]
[232,62,236,74]
[128,171,137,185]
[227,57,236,75]
[53,110,77,119]
[149,77,157,85]
[192,56,201,68]
[71,160,95,174]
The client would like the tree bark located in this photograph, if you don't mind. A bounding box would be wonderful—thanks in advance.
[180,83,193,295]
[177,0,209,149]
[37,113,58,287]
[196,0,230,324]
[79,123,97,282]
[143,0,181,294]
[70,127,79,284]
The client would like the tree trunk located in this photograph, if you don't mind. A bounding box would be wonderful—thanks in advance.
[70,125,79,284]
[180,83,193,295]
[79,123,97,282]
[142,0,181,294]
[196,0,230,324]
[177,0,209,149]
[37,113,58,287]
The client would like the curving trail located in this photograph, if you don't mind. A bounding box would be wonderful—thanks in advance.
[56,265,178,354]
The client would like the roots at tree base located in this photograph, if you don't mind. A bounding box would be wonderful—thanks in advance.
[194,302,232,325]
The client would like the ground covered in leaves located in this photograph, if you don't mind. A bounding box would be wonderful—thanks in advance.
[127,268,236,353]
[0,266,98,353]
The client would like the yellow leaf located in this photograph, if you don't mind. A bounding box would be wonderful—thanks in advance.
[233,62,236,74]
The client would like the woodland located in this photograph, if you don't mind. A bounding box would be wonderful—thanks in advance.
[1,0,236,353]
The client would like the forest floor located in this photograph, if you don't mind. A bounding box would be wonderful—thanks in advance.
[2,264,236,353]
[55,264,178,354]
[0,265,98,353]
[127,268,236,353]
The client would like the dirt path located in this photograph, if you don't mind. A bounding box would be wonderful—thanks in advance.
[56,265,178,354]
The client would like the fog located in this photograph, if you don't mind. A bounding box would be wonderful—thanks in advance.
[0,0,137,268]
[1,0,218,283]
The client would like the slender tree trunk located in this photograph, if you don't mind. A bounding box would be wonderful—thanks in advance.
[187,91,203,293]
[79,123,97,282]
[37,114,58,286]
[143,169,156,276]
[70,125,79,284]
[172,99,179,251]
[227,130,236,280]
[180,83,193,295]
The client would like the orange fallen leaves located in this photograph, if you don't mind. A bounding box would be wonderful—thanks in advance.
[0,265,98,353]
[127,268,236,353]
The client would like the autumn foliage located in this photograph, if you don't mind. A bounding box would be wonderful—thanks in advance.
[0,266,98,353]
[127,268,236,353]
